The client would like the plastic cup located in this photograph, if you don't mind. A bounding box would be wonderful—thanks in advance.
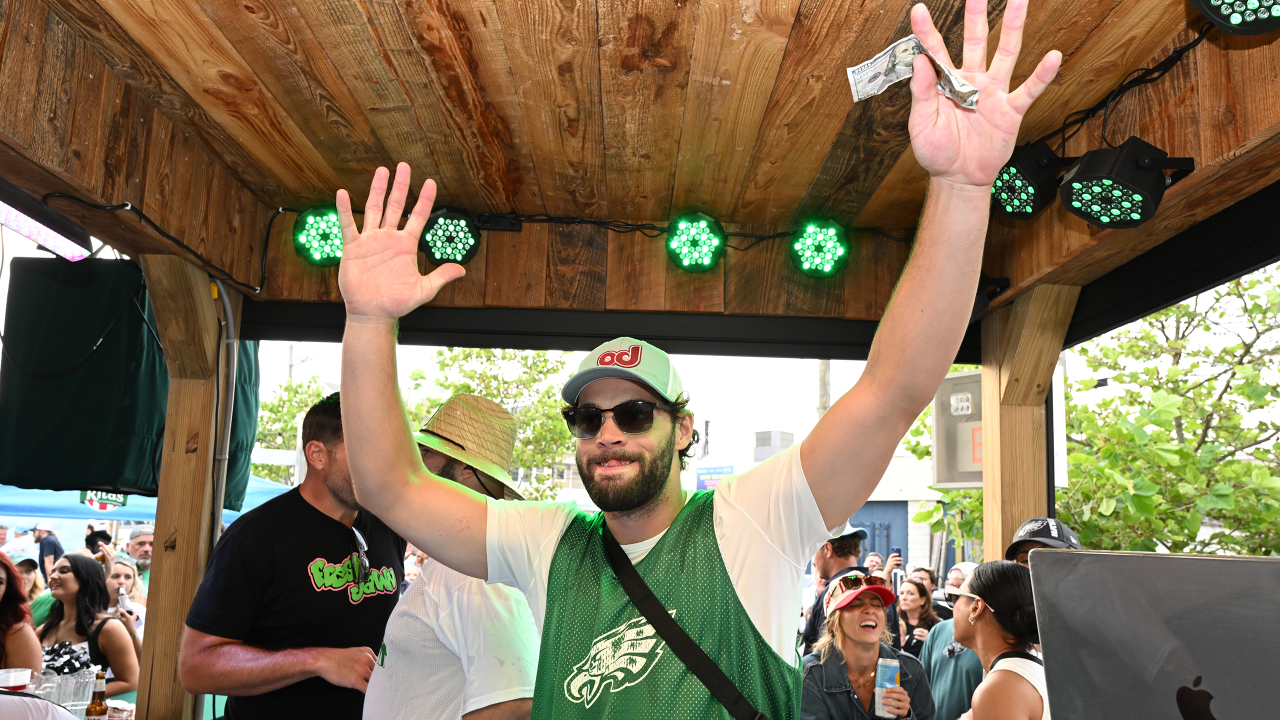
[0,667,31,691]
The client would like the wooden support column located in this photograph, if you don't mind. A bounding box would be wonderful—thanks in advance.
[981,284,1080,562]
[135,255,220,720]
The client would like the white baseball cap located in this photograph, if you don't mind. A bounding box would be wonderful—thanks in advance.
[561,337,684,404]
[34,521,53,531]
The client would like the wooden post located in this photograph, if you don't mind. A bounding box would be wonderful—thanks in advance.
[981,284,1080,562]
[135,255,223,720]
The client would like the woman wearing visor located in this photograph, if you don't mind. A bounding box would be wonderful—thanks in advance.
[945,561,1048,720]
[802,571,935,719]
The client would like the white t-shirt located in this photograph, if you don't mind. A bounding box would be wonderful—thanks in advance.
[486,443,841,660]
[363,558,539,720]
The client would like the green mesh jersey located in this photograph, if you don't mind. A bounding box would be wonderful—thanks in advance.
[532,490,801,719]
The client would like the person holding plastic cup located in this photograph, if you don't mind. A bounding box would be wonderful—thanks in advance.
[802,571,935,719]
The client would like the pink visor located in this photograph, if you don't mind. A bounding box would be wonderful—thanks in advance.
[824,572,898,617]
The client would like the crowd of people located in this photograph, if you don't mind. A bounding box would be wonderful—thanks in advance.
[0,0,1072,715]
[0,520,155,705]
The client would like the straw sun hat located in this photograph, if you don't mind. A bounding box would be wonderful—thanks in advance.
[414,394,524,500]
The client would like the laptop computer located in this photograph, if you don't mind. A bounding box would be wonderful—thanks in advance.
[1030,549,1280,719]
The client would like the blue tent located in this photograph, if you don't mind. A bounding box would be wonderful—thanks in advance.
[0,476,290,524]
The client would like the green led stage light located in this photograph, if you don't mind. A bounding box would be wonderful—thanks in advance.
[1058,136,1193,229]
[991,142,1076,219]
[294,206,343,266]
[666,212,724,272]
[421,207,481,265]
[1191,0,1280,34]
[790,221,849,277]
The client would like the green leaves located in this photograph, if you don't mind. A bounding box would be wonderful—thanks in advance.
[1058,263,1280,556]
[252,377,328,484]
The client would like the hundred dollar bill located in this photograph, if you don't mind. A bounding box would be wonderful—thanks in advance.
[846,34,979,109]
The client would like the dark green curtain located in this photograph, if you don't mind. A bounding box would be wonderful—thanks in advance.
[0,258,258,510]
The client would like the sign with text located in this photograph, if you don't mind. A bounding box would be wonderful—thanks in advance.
[80,491,127,511]
[696,466,734,491]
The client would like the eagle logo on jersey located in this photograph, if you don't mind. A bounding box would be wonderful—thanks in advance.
[564,613,672,708]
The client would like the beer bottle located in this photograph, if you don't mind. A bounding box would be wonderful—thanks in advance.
[86,671,108,720]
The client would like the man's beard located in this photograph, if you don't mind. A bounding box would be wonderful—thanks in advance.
[577,425,675,513]
[326,468,364,512]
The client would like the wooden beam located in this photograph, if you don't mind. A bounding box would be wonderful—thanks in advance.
[981,284,1078,561]
[135,254,222,720]
[670,0,800,220]
[0,1,270,290]
[491,0,606,216]
[37,0,292,204]
[596,0,696,219]
[139,255,220,379]
[999,285,1079,405]
[855,0,1191,229]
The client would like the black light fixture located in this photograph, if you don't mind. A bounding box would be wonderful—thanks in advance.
[0,175,92,261]
[420,207,482,265]
[1190,0,1280,34]
[1058,136,1194,229]
[990,141,1077,219]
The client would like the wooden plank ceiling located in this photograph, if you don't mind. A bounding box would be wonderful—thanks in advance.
[28,0,1194,230]
[5,0,1278,318]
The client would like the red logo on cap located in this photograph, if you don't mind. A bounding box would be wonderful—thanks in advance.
[598,345,642,368]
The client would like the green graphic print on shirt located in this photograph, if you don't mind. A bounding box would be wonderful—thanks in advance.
[307,553,398,604]
[533,490,802,719]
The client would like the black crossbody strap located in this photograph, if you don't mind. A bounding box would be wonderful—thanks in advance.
[992,650,1043,666]
[602,525,769,720]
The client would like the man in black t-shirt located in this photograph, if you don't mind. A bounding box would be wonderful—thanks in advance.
[181,393,405,720]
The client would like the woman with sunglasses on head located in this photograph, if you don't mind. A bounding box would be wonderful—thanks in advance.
[37,554,138,697]
[802,572,935,720]
[946,561,1048,720]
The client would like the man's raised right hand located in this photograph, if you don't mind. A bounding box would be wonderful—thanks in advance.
[336,164,465,323]
[311,646,378,693]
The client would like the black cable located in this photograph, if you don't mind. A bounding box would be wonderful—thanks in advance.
[41,193,264,295]
[1035,22,1214,153]
[483,212,912,250]
[264,207,301,292]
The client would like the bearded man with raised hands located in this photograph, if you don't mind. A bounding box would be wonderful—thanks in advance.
[335,1,1060,717]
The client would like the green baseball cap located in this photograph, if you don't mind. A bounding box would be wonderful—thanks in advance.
[561,337,684,404]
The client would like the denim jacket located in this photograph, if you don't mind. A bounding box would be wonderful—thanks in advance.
[801,643,935,720]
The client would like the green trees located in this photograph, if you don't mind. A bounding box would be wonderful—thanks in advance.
[252,377,328,483]
[1058,266,1280,554]
[909,263,1280,558]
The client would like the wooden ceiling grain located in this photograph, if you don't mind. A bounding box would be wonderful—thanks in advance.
[35,0,1188,232]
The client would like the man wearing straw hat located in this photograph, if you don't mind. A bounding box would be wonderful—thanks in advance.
[364,394,538,720]
[333,0,1062,713]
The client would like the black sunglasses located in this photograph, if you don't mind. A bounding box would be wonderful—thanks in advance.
[352,527,371,585]
[561,400,676,439]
